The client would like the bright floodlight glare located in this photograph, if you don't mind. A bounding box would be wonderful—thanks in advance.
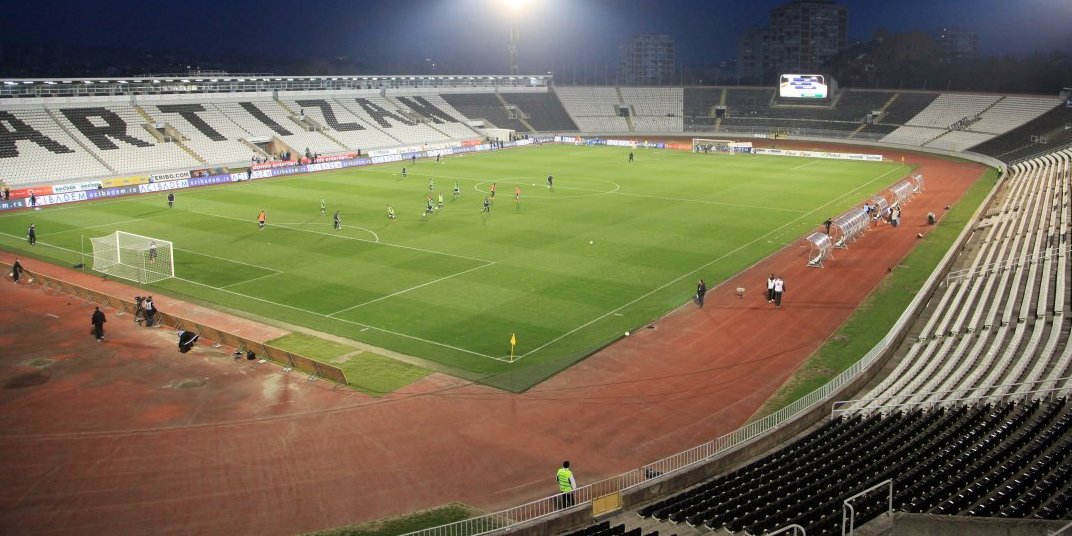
[503,0,533,11]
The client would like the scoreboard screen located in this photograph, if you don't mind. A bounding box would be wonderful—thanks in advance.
[779,74,828,99]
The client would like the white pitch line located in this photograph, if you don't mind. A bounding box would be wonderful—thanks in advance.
[329,261,496,316]
[406,170,805,213]
[515,165,908,361]
[182,207,492,264]
[219,272,283,289]
[268,222,380,243]
[177,248,283,273]
[173,276,498,359]
[47,216,159,236]
[0,227,498,360]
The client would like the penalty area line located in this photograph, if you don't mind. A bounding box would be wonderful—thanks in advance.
[172,276,499,360]
[271,221,380,243]
[328,261,496,316]
[218,272,283,289]
[177,248,283,273]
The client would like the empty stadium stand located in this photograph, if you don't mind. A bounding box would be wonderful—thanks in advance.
[54,105,202,174]
[499,91,578,132]
[618,87,684,133]
[635,398,1072,535]
[439,93,530,132]
[554,87,630,133]
[0,81,1065,187]
[971,105,1072,162]
[855,150,1072,410]
[0,108,113,185]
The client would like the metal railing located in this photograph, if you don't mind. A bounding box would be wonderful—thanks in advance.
[945,244,1069,286]
[1050,520,1072,535]
[769,524,807,536]
[0,260,348,385]
[831,378,1072,417]
[395,141,1005,536]
[842,479,893,536]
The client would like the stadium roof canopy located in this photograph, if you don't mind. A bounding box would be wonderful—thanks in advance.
[0,74,552,98]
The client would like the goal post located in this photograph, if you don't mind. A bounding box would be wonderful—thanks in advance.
[692,138,735,153]
[90,231,175,284]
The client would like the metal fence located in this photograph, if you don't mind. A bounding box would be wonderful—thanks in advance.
[0,260,348,385]
[394,136,1006,536]
[831,378,1072,417]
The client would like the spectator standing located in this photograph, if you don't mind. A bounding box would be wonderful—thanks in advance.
[773,276,786,307]
[91,306,106,341]
[143,296,157,327]
[556,461,577,509]
[27,223,36,246]
[766,273,776,302]
[29,192,37,210]
[11,258,23,284]
[696,279,707,308]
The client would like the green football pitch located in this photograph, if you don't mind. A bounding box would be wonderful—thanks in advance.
[0,145,910,390]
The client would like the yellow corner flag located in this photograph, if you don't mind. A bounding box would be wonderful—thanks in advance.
[510,333,517,361]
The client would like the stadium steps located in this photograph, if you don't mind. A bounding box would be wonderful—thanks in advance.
[494,92,536,133]
[239,138,271,160]
[133,103,154,123]
[383,95,426,125]
[175,139,208,164]
[274,100,349,152]
[713,88,727,132]
[134,104,209,164]
[615,87,635,132]
[975,95,1007,121]
[43,107,117,175]
[922,129,953,146]
[310,125,350,152]
[850,93,900,139]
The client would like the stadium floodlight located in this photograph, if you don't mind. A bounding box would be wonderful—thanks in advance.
[503,0,533,10]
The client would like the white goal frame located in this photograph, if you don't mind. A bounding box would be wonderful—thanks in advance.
[90,231,175,284]
[692,138,736,154]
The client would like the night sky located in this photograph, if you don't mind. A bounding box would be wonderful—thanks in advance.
[5,0,1071,74]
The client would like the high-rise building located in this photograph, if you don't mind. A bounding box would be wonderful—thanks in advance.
[768,0,847,73]
[737,27,771,83]
[618,34,675,86]
[934,28,979,62]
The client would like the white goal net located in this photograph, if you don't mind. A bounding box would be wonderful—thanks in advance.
[692,138,735,153]
[90,231,175,284]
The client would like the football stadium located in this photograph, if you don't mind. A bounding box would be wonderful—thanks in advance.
[1,0,1072,535]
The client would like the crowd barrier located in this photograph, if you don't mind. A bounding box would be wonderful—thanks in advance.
[0,260,347,385]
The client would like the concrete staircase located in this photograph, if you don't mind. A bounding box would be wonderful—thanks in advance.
[849,93,899,138]
[616,87,635,131]
[134,104,207,164]
[494,92,536,132]
[714,88,728,132]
